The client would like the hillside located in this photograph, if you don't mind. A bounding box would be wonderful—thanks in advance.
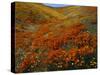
[14,2,97,73]
[15,2,97,34]
[55,6,97,33]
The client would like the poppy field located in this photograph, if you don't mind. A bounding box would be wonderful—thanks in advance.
[14,2,97,73]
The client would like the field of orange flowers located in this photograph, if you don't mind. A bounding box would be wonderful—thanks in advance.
[15,2,97,73]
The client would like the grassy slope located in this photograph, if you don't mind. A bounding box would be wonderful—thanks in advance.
[15,2,97,34]
[15,2,97,35]
[55,6,97,33]
[15,2,66,20]
[15,2,68,32]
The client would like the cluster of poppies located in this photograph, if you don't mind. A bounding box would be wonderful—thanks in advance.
[16,22,97,72]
